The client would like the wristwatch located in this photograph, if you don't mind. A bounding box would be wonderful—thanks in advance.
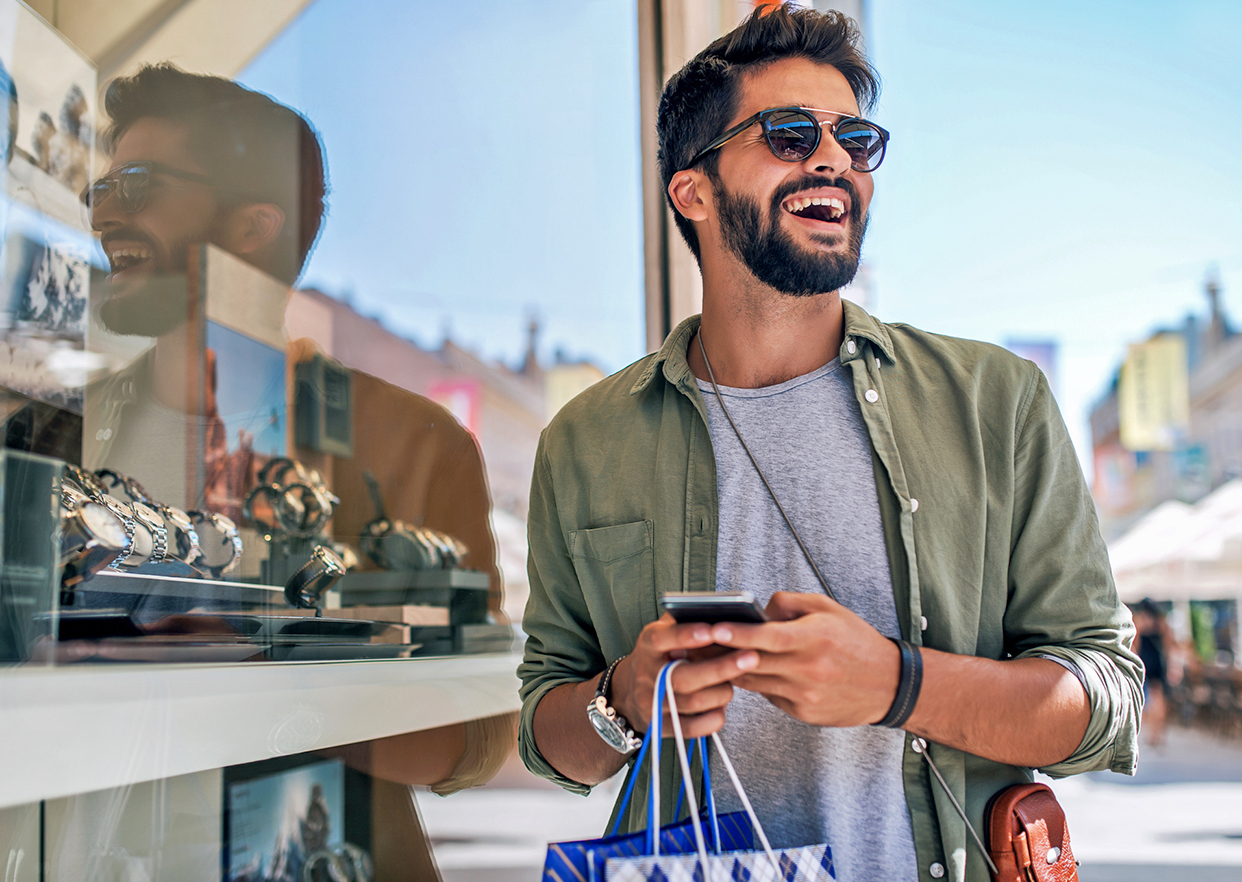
[131,502,169,564]
[158,504,202,565]
[587,656,642,755]
[284,545,348,609]
[59,500,130,582]
[189,510,243,578]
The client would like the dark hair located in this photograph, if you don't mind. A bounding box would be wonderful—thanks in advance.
[657,3,879,263]
[102,64,328,285]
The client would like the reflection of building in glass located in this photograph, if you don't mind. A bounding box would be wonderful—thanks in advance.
[287,288,603,521]
[1090,272,1237,538]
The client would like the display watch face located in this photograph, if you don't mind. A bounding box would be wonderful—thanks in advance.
[79,502,130,549]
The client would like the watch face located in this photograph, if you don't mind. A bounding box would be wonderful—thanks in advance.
[78,501,130,550]
[587,704,629,753]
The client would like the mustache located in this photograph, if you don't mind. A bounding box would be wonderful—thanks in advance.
[770,175,860,211]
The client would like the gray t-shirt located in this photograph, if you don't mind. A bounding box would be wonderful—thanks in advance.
[698,358,918,882]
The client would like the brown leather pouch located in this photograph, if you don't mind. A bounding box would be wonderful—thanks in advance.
[985,783,1079,882]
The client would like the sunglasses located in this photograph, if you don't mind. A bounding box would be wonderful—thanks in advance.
[688,107,890,173]
[80,161,219,218]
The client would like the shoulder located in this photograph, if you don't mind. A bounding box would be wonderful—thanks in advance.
[543,352,665,444]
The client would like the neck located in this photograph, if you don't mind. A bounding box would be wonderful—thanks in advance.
[151,327,195,412]
[688,261,846,389]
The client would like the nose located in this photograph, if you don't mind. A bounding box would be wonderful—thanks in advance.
[88,188,124,232]
[803,124,854,177]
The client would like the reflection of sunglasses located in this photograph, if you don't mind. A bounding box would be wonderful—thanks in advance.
[80,161,218,217]
[688,106,890,173]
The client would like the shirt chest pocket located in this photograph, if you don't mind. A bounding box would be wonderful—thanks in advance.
[569,520,657,656]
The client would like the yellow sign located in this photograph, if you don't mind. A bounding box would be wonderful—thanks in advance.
[1118,335,1189,451]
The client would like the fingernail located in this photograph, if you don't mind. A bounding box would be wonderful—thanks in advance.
[693,627,710,642]
[737,652,757,670]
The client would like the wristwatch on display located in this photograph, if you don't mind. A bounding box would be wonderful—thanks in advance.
[130,502,169,564]
[586,656,642,755]
[189,510,244,578]
[95,468,153,505]
[284,545,348,609]
[157,504,202,566]
[59,501,131,582]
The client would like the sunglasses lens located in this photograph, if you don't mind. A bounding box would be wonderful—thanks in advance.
[763,110,819,161]
[116,165,150,212]
[835,120,886,172]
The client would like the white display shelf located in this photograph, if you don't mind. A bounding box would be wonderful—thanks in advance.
[0,653,523,809]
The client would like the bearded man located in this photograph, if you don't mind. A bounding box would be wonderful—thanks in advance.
[517,7,1142,882]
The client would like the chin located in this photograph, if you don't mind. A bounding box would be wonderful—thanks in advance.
[98,268,192,338]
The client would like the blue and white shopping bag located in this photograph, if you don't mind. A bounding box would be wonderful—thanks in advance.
[557,660,835,882]
[543,663,757,882]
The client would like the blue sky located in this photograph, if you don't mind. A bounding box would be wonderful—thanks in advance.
[242,0,1242,471]
[240,0,644,374]
[865,0,1242,465]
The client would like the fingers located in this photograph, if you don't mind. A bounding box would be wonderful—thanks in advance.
[764,591,837,621]
[642,614,719,654]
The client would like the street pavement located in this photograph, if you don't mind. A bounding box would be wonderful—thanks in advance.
[414,723,1242,881]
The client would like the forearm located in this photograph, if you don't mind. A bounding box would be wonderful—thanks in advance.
[905,652,1090,768]
[532,676,629,787]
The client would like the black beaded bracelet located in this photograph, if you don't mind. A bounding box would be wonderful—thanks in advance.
[876,638,923,729]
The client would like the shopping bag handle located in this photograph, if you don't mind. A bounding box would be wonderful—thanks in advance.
[653,660,781,876]
[606,672,723,853]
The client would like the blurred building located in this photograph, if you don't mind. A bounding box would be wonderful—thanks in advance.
[1090,272,1239,538]
[287,288,605,520]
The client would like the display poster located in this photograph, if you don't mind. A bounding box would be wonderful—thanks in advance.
[205,320,287,525]
[84,245,287,515]
[226,758,345,882]
[0,0,99,414]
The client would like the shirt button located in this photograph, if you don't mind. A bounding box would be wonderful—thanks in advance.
[910,497,919,512]
[846,339,857,355]
[929,862,945,878]
[920,615,928,631]
[864,389,879,403]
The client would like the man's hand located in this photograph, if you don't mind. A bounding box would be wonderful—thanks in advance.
[709,591,900,727]
[709,591,1091,768]
[532,613,757,787]
[612,613,758,738]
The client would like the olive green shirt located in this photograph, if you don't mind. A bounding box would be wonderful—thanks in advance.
[518,303,1142,882]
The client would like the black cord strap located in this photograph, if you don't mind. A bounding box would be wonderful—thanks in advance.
[876,638,923,729]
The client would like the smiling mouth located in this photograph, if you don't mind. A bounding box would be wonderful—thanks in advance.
[105,245,154,273]
[782,195,847,224]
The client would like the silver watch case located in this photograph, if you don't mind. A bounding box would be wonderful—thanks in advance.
[587,695,642,755]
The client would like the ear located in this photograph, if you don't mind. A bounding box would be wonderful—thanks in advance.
[667,170,710,223]
[218,203,286,256]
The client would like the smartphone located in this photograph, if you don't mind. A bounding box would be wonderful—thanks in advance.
[660,591,768,625]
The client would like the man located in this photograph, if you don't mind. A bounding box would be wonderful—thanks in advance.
[518,7,1142,882]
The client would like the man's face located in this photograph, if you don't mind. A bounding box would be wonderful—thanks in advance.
[704,57,875,297]
[92,117,226,335]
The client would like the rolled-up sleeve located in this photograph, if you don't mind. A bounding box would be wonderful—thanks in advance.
[516,433,601,795]
[1005,369,1143,777]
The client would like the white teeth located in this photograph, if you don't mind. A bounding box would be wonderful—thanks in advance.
[783,195,847,219]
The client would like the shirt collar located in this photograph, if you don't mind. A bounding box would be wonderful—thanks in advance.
[629,299,896,396]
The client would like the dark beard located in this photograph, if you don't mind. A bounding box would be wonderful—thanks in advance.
[714,173,867,297]
[97,270,192,338]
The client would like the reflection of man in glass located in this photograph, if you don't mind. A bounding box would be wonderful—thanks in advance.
[90,64,322,335]
[85,63,513,795]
